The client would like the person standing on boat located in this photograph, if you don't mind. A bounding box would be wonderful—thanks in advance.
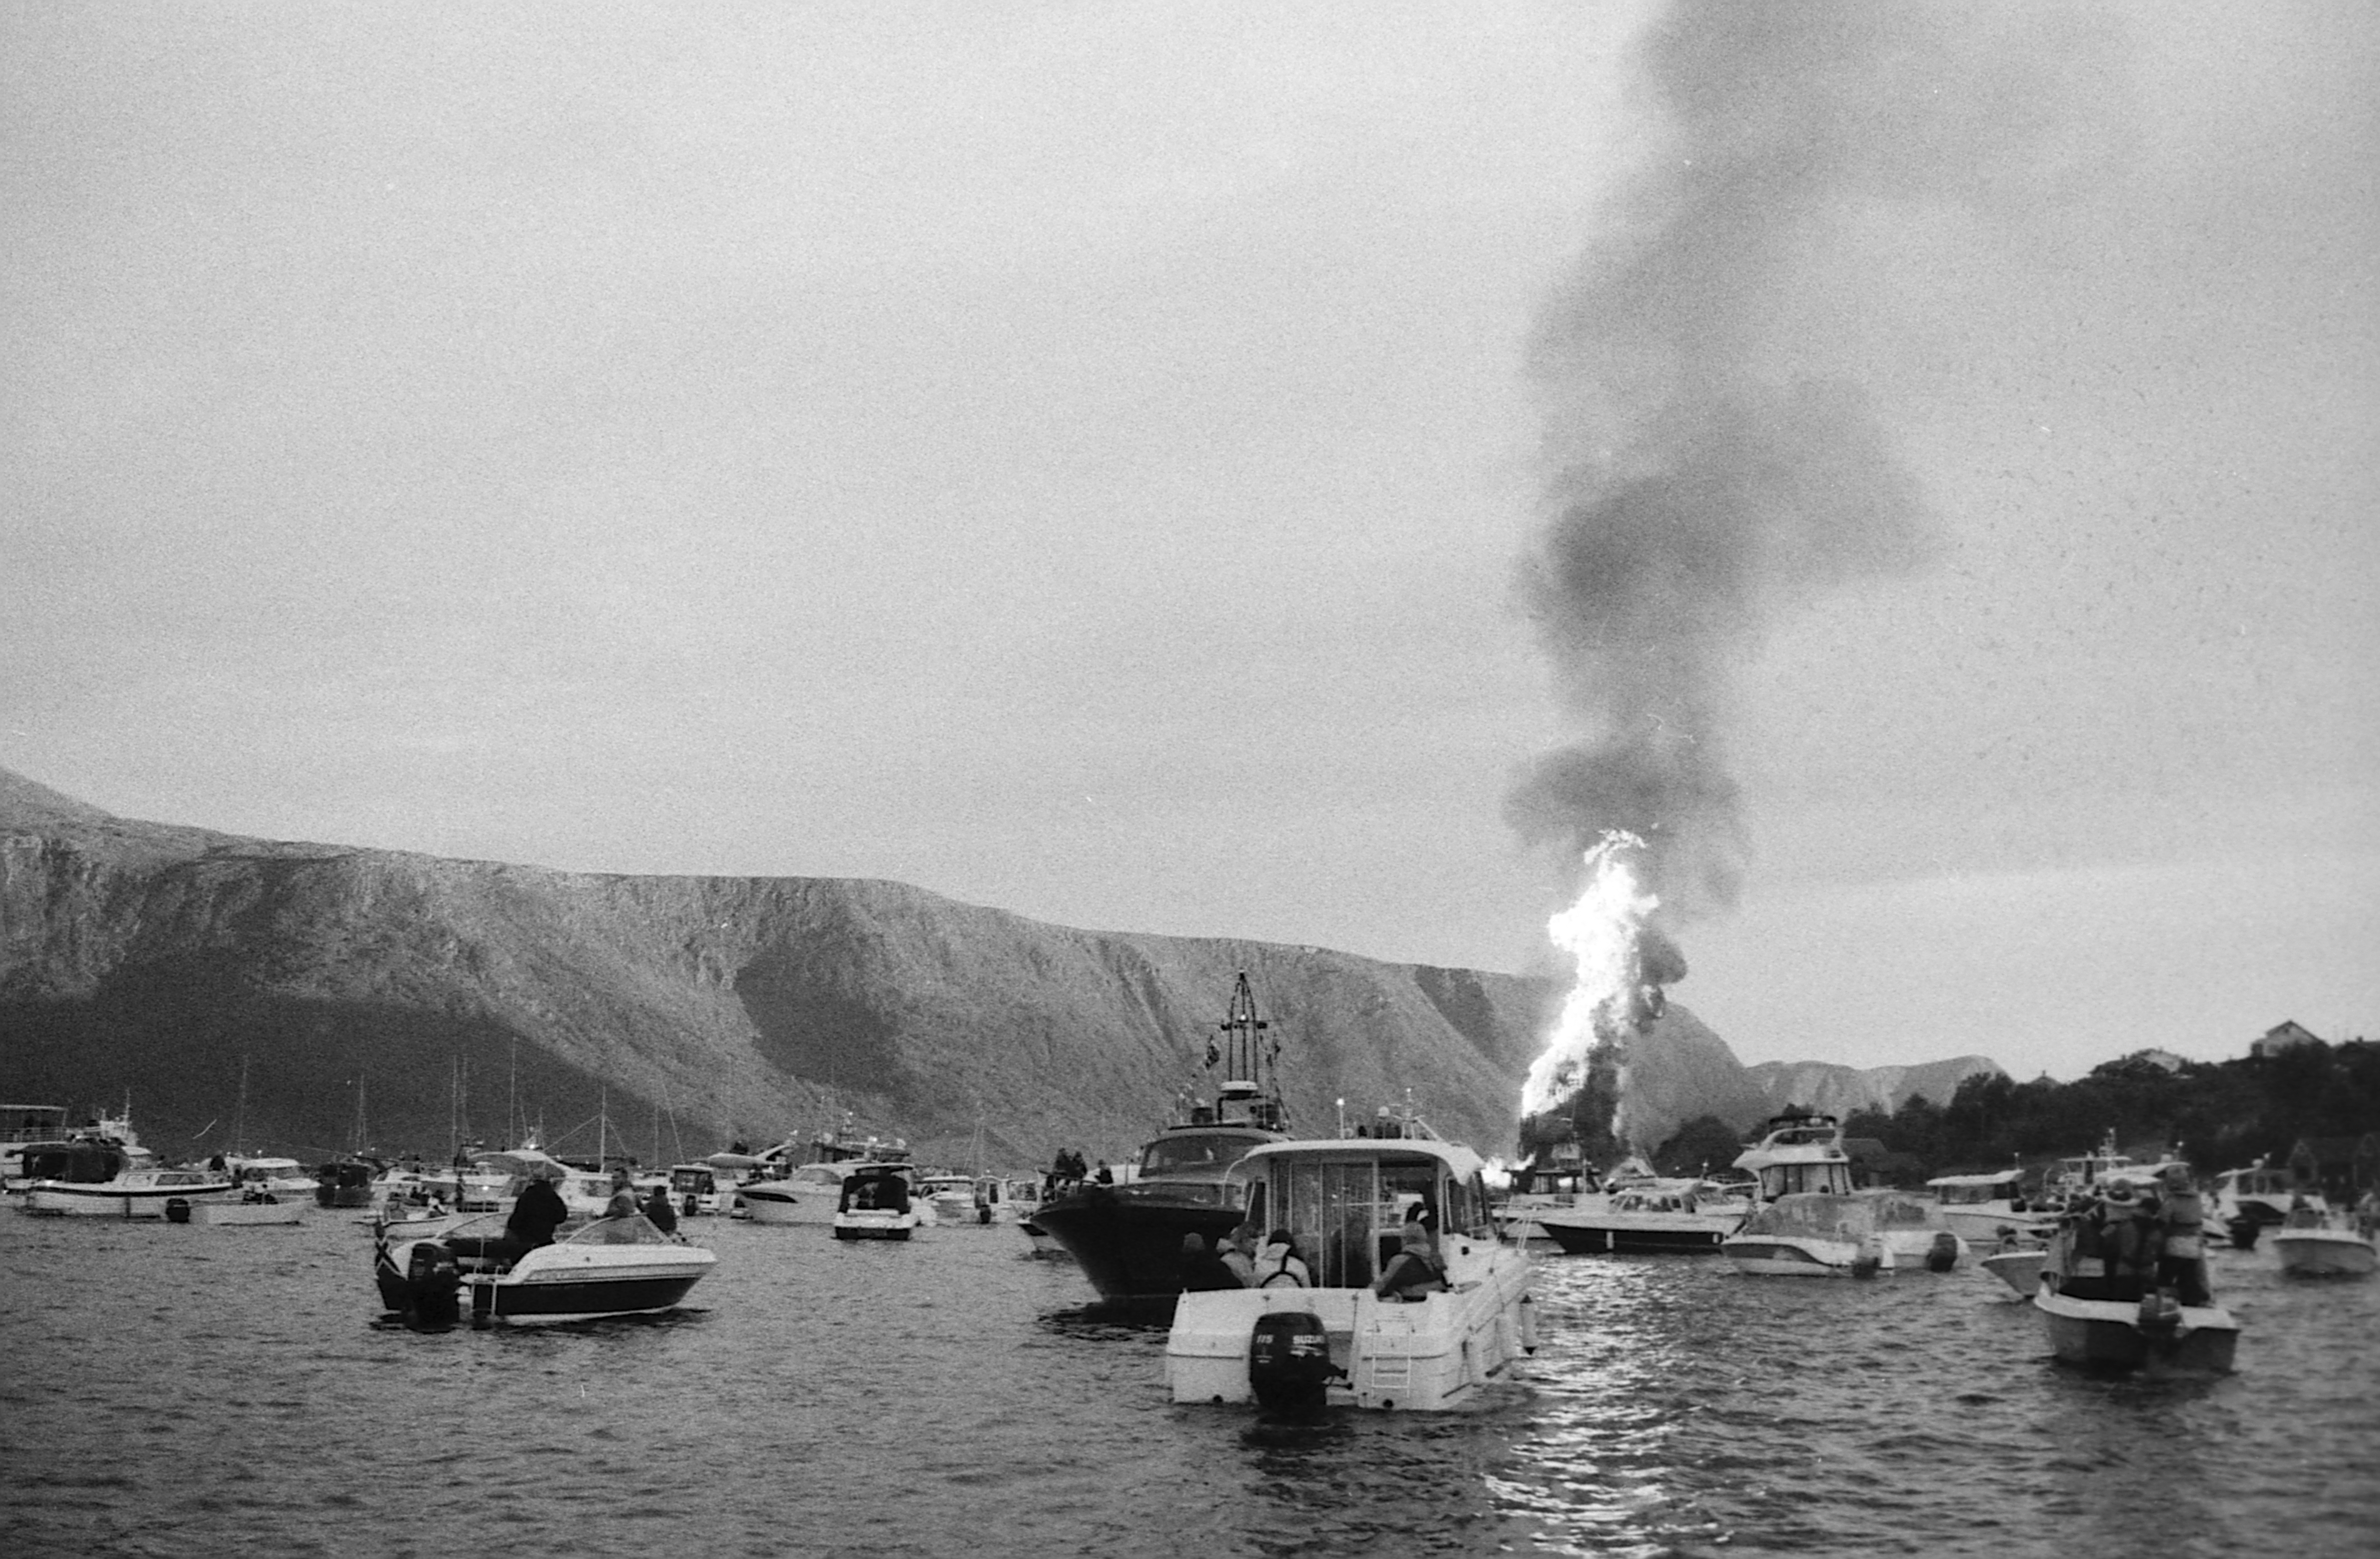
[2151,1164,2210,1305]
[505,1167,569,1251]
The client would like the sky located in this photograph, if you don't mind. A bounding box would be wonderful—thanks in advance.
[4,3,2374,1084]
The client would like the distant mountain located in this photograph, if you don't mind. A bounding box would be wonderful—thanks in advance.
[0,766,1997,1168]
[1742,1057,2007,1122]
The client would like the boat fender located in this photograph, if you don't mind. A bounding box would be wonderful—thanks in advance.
[1248,1311,1337,1414]
[1516,1293,1540,1355]
[165,1197,191,1224]
[1926,1232,1961,1274]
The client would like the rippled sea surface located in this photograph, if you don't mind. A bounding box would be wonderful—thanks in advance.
[2,1209,2373,1558]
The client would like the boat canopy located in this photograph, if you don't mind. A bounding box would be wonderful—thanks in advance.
[1739,1191,1941,1241]
[1224,1139,1496,1291]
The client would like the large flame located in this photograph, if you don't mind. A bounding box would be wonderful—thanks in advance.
[1520,831,1659,1133]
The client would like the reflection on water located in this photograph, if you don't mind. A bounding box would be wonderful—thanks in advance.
[0,1211,2373,1557]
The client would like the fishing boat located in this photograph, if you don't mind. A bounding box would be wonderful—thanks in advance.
[2033,1207,2238,1374]
[1534,1177,1749,1255]
[1165,1134,1537,1412]
[831,1164,921,1241]
[373,1211,717,1326]
[2271,1207,2377,1278]
[1033,972,1291,1306]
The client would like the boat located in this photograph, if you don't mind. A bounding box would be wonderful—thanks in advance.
[831,1164,921,1241]
[974,1174,1040,1226]
[740,1139,919,1226]
[666,1161,736,1216]
[1980,1242,2050,1298]
[2209,1160,2320,1248]
[2271,1207,2377,1278]
[1534,1178,1749,1255]
[314,1159,384,1209]
[1721,1191,1968,1276]
[1733,1112,1857,1201]
[1165,1134,1537,1412]
[918,1174,980,1226]
[23,1158,237,1218]
[1926,1168,2054,1246]
[227,1155,318,1202]
[0,1103,69,1187]
[373,1210,717,1325]
[1033,972,1292,1306]
[2033,1206,2238,1374]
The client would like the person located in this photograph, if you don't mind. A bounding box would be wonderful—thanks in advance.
[1179,1232,1243,1292]
[603,1170,641,1220]
[504,1168,569,1251]
[2358,1187,2380,1240]
[1255,1229,1311,1288]
[2098,1185,2148,1300]
[642,1180,679,1235]
[1219,1224,1259,1287]
[2152,1163,2209,1305]
[1374,1224,1449,1301]
[1094,1159,1114,1185]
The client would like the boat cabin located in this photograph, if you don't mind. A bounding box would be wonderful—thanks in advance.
[1225,1139,1496,1292]
[1732,1114,1854,1201]
[1927,1170,2030,1209]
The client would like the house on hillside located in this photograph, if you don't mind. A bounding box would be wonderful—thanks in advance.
[2252,1021,2325,1059]
[2288,1134,2379,1201]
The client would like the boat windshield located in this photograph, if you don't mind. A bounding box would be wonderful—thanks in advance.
[1139,1130,1268,1179]
[560,1214,676,1246]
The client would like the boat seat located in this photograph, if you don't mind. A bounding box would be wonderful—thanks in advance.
[439,1236,524,1267]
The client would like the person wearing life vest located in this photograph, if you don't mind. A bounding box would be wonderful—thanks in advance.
[1218,1223,1259,1288]
[1372,1224,1449,1302]
[2152,1164,2210,1305]
[2098,1185,2148,1301]
[1254,1229,1311,1288]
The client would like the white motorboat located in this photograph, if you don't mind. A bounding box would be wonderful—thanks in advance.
[1927,1168,2054,1246]
[1166,1135,1536,1412]
[1721,1190,1968,1276]
[227,1155,318,1202]
[24,1163,237,1218]
[1534,1179,1749,1255]
[1732,1112,1857,1201]
[832,1165,922,1241]
[918,1174,980,1226]
[2272,1209,2377,1278]
[374,1211,716,1325]
[1980,1244,2049,1298]
[2034,1217,2237,1374]
[974,1174,1041,1226]
[739,1136,918,1226]
[2208,1160,2322,1249]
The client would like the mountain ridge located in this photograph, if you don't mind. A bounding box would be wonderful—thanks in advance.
[0,766,1997,1166]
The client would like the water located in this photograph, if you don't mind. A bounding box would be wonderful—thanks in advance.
[2,1210,2373,1558]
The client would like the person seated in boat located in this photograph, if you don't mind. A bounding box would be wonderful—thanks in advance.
[1254,1229,1312,1288]
[1219,1223,1259,1287]
[1373,1225,1450,1302]
[1179,1232,1244,1292]
[502,1168,570,1253]
[642,1181,679,1235]
[603,1170,641,1220]
[2151,1163,2210,1305]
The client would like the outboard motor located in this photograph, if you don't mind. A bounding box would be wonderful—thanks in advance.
[1248,1311,1336,1414]
[1925,1232,1961,1273]
[2226,1214,2261,1251]
[164,1198,191,1224]
[402,1242,463,1329]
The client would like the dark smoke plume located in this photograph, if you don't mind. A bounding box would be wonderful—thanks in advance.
[1512,5,2121,928]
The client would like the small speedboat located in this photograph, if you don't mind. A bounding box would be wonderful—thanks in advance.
[2272,1211,2377,1278]
[374,1212,716,1325]
[2033,1204,2237,1374]
[1166,1134,1536,1412]
[1535,1179,1747,1255]
[832,1166,920,1241]
[1722,1191,1968,1276]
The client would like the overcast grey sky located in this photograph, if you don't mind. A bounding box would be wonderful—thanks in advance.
[5,3,2373,1082]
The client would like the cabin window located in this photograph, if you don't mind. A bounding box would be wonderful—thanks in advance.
[1448,1173,1491,1238]
[1273,1159,1378,1289]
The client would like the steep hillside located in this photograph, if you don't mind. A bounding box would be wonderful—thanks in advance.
[1743,1056,2007,1122]
[1,768,1993,1168]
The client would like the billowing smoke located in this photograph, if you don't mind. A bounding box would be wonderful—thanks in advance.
[1510,6,2125,1128]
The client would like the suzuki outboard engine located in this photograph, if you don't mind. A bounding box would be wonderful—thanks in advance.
[1248,1311,1335,1413]
[401,1241,463,1329]
[1926,1232,1961,1273]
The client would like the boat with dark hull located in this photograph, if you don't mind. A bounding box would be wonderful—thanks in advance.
[1031,973,1289,1308]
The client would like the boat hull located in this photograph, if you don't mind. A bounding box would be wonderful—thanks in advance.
[23,1178,236,1217]
[1538,1212,1741,1255]
[1980,1249,2048,1297]
[2274,1230,2377,1277]
[1167,1251,1534,1412]
[1031,1182,1244,1305]
[375,1226,716,1322]
[831,1211,918,1240]
[2033,1287,2238,1374]
[736,1186,819,1225]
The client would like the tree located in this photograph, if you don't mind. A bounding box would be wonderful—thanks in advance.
[1654,1115,1745,1178]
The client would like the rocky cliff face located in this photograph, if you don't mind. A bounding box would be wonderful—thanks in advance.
[0,768,1993,1168]
[1742,1056,2007,1122]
